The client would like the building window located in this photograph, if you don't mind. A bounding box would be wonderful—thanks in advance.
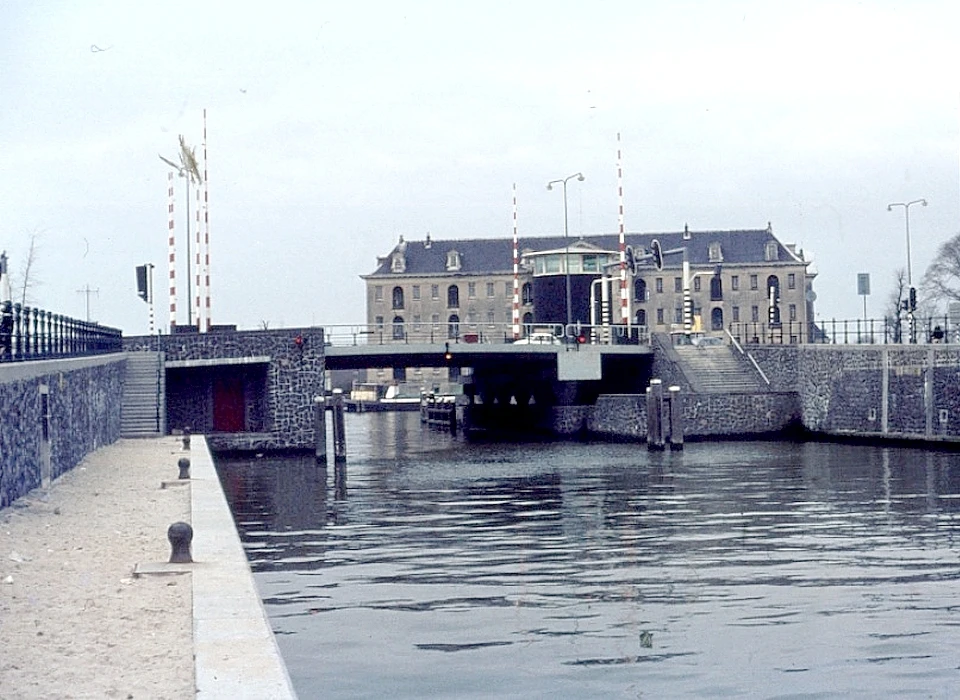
[392,316,405,340]
[635,309,646,326]
[765,241,779,262]
[693,277,701,293]
[392,286,404,310]
[656,308,664,325]
[486,282,495,298]
[634,278,647,302]
[708,242,723,263]
[446,250,461,271]
[750,274,758,290]
[391,254,405,273]
[374,285,383,302]
[467,310,478,324]
[789,304,797,321]
[710,273,722,301]
[788,273,796,290]
[468,282,477,299]
[413,314,421,331]
[504,281,512,296]
[711,307,724,331]
[732,306,740,322]
[731,275,739,291]
[521,282,533,304]
[375,315,384,330]
[674,307,683,324]
[447,285,459,308]
[674,277,682,293]
[431,284,439,300]
[447,314,460,338]
[431,313,440,326]
[751,305,759,322]
[412,285,421,300]
[486,310,496,324]
[656,278,663,294]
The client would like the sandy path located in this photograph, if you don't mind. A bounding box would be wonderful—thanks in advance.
[0,438,194,699]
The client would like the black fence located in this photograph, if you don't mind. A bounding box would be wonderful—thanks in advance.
[728,315,959,346]
[0,301,122,362]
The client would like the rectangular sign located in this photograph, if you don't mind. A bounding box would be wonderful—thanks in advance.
[857,273,870,296]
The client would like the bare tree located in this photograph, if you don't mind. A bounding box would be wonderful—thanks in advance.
[14,233,42,307]
[885,267,907,343]
[920,231,960,313]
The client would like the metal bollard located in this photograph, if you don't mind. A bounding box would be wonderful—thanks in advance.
[167,521,193,563]
[177,457,191,479]
[182,426,191,451]
[314,394,327,465]
[331,389,347,463]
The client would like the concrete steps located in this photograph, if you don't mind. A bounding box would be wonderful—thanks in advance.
[121,352,165,437]
[673,344,766,393]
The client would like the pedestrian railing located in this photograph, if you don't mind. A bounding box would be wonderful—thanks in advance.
[0,301,122,362]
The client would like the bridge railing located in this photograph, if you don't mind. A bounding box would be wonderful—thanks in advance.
[0,301,122,363]
[323,322,651,347]
[729,315,960,346]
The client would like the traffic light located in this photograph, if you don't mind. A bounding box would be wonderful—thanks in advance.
[135,264,149,303]
[909,286,917,312]
[651,239,663,271]
[444,342,452,362]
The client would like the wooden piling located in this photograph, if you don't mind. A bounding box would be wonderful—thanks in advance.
[668,385,684,450]
[646,380,665,450]
[331,389,347,463]
[314,394,327,464]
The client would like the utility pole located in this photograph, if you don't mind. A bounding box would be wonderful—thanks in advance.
[76,284,99,322]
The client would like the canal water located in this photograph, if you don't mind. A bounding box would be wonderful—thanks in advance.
[216,412,960,699]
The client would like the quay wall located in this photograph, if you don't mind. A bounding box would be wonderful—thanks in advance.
[0,354,123,508]
[572,344,960,444]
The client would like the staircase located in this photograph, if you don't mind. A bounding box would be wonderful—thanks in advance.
[673,344,766,393]
[121,352,165,437]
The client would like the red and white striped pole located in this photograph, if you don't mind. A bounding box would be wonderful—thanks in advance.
[202,108,212,331]
[194,185,202,329]
[617,132,629,326]
[512,183,520,339]
[167,171,177,329]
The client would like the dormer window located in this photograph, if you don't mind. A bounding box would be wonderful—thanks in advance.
[391,253,406,273]
[765,241,779,262]
[446,250,461,271]
[708,242,723,263]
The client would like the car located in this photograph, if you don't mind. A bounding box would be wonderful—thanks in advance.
[514,331,561,345]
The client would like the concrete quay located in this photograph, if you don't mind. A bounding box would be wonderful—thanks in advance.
[0,436,296,699]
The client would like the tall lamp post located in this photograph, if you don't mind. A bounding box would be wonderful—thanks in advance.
[547,172,584,329]
[887,198,926,343]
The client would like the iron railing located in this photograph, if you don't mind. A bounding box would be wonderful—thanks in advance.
[0,301,122,362]
[728,316,960,346]
[323,322,650,347]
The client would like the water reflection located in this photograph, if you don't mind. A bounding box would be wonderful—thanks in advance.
[218,413,960,698]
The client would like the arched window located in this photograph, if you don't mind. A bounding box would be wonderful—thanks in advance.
[765,241,779,262]
[447,284,459,308]
[447,314,460,339]
[521,282,533,305]
[710,273,722,301]
[711,307,724,331]
[635,309,647,327]
[522,312,533,336]
[392,286,404,310]
[634,278,647,302]
[392,316,405,340]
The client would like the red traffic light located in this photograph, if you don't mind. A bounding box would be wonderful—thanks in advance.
[651,239,664,271]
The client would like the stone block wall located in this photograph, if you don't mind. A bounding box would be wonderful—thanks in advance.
[1,355,123,508]
[125,328,325,452]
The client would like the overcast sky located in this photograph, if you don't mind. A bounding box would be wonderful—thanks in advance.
[1,1,957,334]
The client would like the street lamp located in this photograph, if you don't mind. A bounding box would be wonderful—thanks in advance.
[887,198,927,287]
[547,172,585,328]
[887,198,927,343]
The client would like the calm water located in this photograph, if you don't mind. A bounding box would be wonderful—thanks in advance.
[217,413,960,699]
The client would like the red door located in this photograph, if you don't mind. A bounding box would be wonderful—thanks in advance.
[213,375,245,432]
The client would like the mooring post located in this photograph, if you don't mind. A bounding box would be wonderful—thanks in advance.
[331,388,347,463]
[314,394,327,465]
[182,426,191,451]
[167,521,193,563]
[646,379,665,450]
[177,457,191,479]
[668,385,684,450]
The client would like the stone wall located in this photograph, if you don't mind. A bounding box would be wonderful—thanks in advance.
[125,328,325,452]
[1,354,123,508]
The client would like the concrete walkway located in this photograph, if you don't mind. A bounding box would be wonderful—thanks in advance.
[0,436,296,699]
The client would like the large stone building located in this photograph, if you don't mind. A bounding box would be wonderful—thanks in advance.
[363,224,816,349]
